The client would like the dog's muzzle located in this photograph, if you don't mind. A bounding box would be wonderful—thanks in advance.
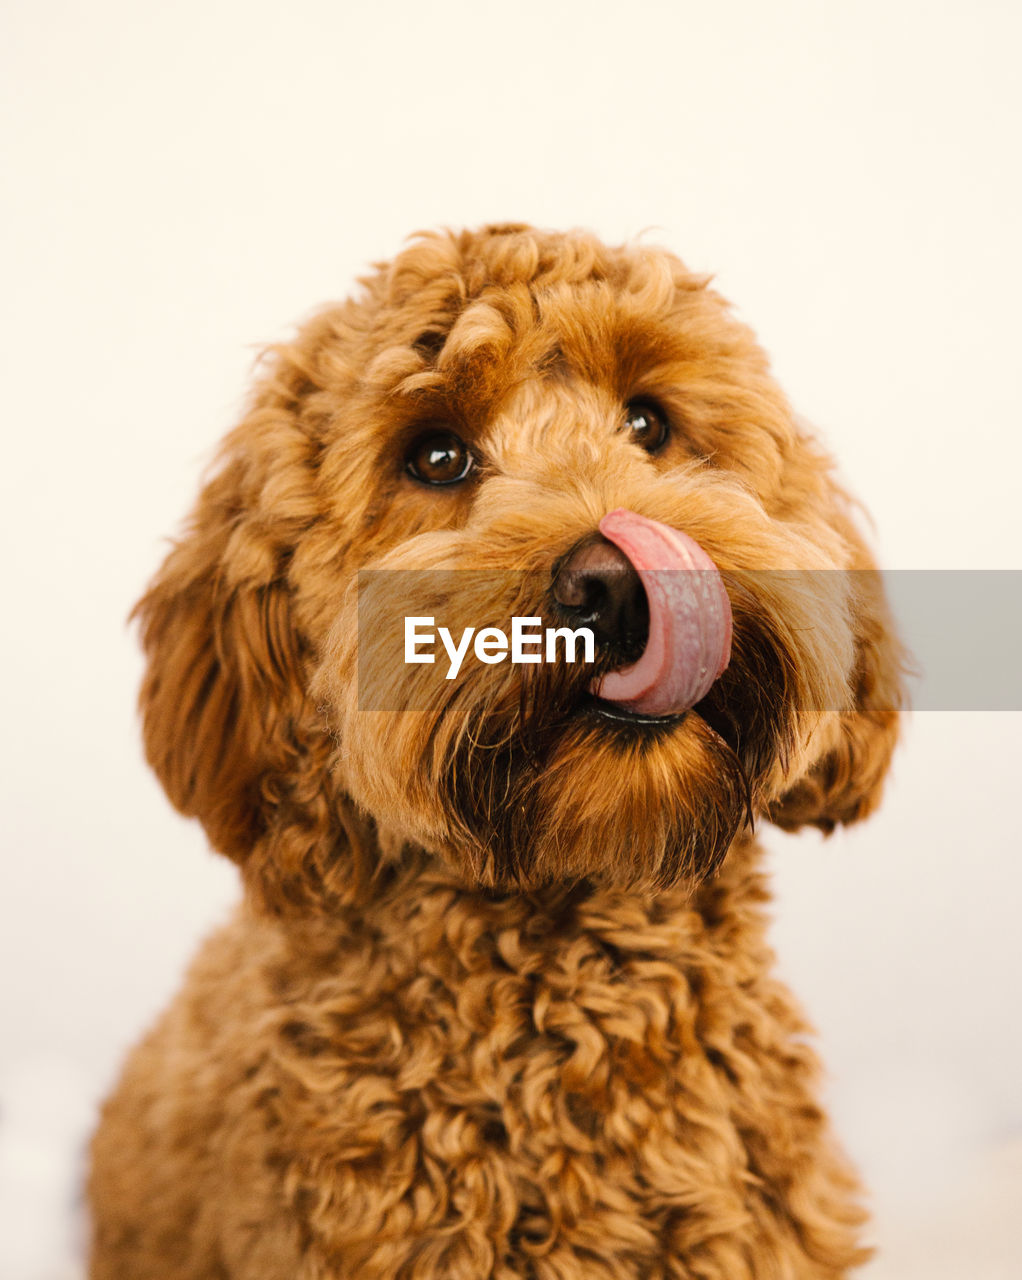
[553,509,732,718]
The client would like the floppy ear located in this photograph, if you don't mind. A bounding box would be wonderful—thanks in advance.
[134,389,372,913]
[766,525,908,833]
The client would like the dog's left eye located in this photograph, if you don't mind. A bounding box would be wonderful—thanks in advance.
[624,399,670,453]
[405,430,475,486]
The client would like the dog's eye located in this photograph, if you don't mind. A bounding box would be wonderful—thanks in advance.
[624,399,670,453]
[405,430,475,486]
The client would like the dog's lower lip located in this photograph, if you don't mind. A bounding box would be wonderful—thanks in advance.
[585,695,688,728]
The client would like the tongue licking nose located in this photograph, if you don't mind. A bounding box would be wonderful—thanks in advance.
[594,509,732,717]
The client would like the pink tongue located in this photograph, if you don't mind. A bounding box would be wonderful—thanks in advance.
[594,509,732,717]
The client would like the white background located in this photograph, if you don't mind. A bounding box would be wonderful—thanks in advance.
[2,2,1020,1276]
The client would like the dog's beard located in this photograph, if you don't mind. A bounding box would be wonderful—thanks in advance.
[319,572,804,891]
[432,581,804,888]
[437,692,749,889]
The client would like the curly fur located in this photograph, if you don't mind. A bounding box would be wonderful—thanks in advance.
[88,224,904,1278]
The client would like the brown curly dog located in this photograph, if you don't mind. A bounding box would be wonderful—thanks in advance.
[89,224,904,1278]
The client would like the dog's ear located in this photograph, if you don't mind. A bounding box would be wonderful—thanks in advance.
[134,376,372,912]
[766,520,907,833]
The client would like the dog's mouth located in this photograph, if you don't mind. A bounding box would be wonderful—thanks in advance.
[585,695,688,729]
[581,691,741,761]
[570,558,794,792]
[557,511,794,783]
[579,695,690,750]
[554,510,733,720]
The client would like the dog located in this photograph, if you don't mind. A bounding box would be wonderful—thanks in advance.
[88,224,904,1278]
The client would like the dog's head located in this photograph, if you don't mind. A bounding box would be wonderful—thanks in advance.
[135,225,904,911]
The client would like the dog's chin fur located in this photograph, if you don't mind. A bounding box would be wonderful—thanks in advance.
[338,696,754,891]
[89,224,905,1279]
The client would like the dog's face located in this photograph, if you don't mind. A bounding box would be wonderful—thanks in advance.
[136,226,903,910]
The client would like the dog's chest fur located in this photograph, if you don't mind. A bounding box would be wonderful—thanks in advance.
[94,837,866,1278]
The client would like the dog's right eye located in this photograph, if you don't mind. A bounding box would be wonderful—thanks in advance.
[405,431,475,486]
[624,399,670,453]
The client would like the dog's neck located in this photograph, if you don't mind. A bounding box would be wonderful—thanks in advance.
[255,830,771,977]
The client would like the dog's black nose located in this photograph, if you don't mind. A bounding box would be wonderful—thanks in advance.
[551,535,649,659]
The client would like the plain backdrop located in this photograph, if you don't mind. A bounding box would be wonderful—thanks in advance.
[1,2,1020,1277]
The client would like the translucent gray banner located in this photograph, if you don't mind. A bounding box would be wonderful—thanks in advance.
[353,570,1022,712]
[884,571,1022,711]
